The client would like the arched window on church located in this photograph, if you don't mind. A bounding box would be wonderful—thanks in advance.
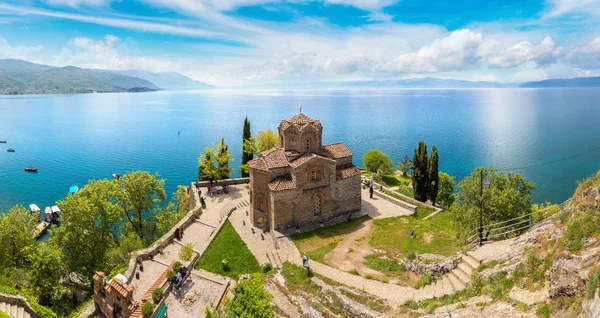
[313,193,322,215]
[310,169,322,182]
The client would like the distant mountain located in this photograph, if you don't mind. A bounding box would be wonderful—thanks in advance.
[520,76,600,88]
[256,77,518,89]
[0,59,158,94]
[116,70,213,90]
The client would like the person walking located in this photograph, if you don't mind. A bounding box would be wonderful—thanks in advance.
[369,184,374,199]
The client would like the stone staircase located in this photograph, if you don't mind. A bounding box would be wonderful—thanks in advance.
[425,252,482,298]
[0,301,32,318]
[236,199,250,210]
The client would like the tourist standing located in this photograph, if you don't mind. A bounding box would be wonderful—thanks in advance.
[369,184,374,199]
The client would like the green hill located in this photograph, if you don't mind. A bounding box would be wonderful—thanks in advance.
[0,59,159,94]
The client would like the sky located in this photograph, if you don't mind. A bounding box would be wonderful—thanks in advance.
[0,0,599,86]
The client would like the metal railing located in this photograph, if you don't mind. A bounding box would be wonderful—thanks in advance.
[464,199,571,252]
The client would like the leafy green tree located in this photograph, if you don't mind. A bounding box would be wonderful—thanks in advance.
[156,186,190,236]
[107,231,144,270]
[428,145,440,205]
[114,171,166,243]
[397,154,412,176]
[255,129,279,154]
[437,172,456,208]
[51,188,120,277]
[26,242,66,305]
[226,274,273,318]
[412,141,429,202]
[240,116,253,177]
[198,146,219,183]
[239,137,256,176]
[363,149,393,174]
[451,166,535,236]
[0,205,37,271]
[216,138,234,180]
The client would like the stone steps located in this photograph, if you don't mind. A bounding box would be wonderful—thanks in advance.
[0,302,31,318]
[462,252,482,269]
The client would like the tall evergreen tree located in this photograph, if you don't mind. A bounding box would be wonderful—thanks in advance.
[412,140,429,202]
[428,145,439,205]
[240,116,252,177]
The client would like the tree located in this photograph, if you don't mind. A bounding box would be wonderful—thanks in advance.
[198,146,219,183]
[226,274,273,318]
[51,184,120,277]
[216,138,234,180]
[437,172,456,209]
[113,171,166,243]
[428,146,440,205]
[240,116,253,178]
[255,129,279,154]
[363,149,393,174]
[26,242,66,305]
[397,154,412,176]
[451,166,535,236]
[239,137,256,176]
[412,141,429,202]
[0,205,37,271]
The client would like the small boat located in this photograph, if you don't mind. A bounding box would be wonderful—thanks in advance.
[44,207,52,223]
[0,140,6,143]
[7,148,15,152]
[51,205,61,223]
[112,173,121,180]
[69,185,79,195]
[25,167,38,172]
[29,204,41,221]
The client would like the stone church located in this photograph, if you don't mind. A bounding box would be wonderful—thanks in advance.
[248,111,362,231]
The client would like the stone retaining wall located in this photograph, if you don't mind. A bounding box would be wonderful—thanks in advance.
[0,293,40,318]
[372,189,418,214]
[372,182,441,212]
[194,178,250,188]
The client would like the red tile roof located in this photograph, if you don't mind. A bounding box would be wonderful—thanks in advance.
[248,158,267,171]
[336,164,361,180]
[268,175,296,191]
[261,147,290,169]
[106,277,133,298]
[323,142,353,159]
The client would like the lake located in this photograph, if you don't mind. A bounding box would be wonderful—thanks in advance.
[1,88,599,214]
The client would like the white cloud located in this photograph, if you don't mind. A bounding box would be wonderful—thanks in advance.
[385,29,496,73]
[543,0,599,18]
[52,35,179,72]
[0,36,44,59]
[487,37,563,68]
[566,37,600,68]
[324,0,397,11]
[43,0,116,7]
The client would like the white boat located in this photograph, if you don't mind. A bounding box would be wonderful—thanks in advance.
[29,204,40,213]
[44,207,52,223]
[51,205,61,222]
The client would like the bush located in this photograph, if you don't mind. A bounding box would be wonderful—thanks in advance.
[179,243,194,261]
[152,288,163,304]
[536,303,550,318]
[173,261,182,273]
[586,268,600,299]
[142,303,154,317]
[563,215,598,251]
[166,270,175,281]
[262,263,273,273]
[404,300,418,309]
[222,259,230,272]
[363,149,393,174]
[415,274,434,289]
[407,251,416,260]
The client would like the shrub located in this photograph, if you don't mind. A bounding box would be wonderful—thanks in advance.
[173,261,182,273]
[179,243,194,261]
[586,268,600,299]
[407,251,416,260]
[404,300,418,309]
[415,274,434,289]
[222,259,230,272]
[142,303,154,317]
[152,288,163,304]
[563,215,597,251]
[166,270,175,281]
[536,303,550,318]
[262,263,273,273]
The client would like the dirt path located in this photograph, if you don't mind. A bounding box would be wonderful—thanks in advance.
[323,219,383,278]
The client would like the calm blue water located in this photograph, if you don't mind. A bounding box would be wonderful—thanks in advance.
[1,88,599,214]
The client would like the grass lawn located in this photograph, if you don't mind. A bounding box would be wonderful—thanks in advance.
[291,215,371,263]
[195,220,260,278]
[370,211,461,257]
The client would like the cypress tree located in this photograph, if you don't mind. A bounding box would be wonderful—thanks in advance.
[241,116,252,177]
[412,141,429,202]
[428,145,439,205]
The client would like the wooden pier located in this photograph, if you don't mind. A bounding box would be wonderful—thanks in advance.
[33,222,50,240]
